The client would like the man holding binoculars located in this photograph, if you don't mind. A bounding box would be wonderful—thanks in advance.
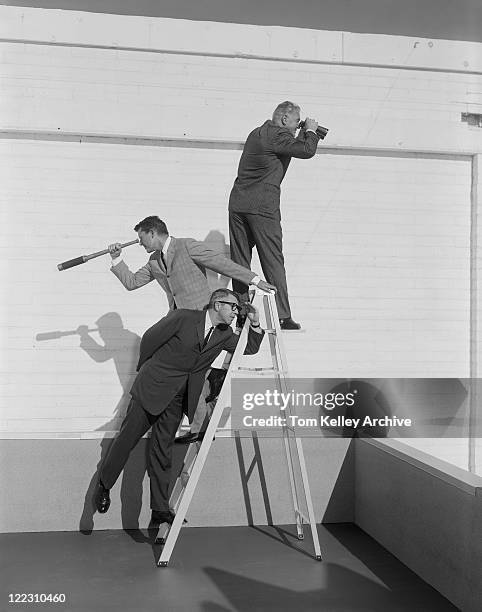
[228,101,324,330]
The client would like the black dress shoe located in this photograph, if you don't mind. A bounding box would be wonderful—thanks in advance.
[151,510,175,525]
[174,431,205,445]
[94,481,110,514]
[279,317,301,330]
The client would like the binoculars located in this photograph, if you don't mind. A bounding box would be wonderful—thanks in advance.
[298,121,329,140]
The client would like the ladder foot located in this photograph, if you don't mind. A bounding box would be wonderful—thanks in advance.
[315,555,322,561]
[158,561,168,567]
[297,534,304,540]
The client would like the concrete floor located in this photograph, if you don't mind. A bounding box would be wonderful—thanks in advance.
[0,523,458,612]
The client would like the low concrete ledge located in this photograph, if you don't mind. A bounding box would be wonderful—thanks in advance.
[358,437,482,494]
[355,437,482,612]
[0,436,354,533]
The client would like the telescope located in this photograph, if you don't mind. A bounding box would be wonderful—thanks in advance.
[298,121,329,140]
[57,239,139,271]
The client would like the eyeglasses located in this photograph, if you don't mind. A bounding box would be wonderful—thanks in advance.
[216,301,241,313]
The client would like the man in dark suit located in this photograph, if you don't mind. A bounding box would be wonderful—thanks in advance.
[95,288,264,525]
[229,101,321,330]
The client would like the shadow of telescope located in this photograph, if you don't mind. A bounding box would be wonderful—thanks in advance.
[35,328,98,341]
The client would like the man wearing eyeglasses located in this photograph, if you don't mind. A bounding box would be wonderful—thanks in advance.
[94,288,264,526]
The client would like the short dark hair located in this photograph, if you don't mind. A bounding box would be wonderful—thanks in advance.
[134,216,168,235]
[208,288,239,309]
[272,101,300,122]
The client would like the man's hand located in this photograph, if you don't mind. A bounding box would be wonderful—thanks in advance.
[245,302,261,328]
[108,242,123,260]
[304,117,319,133]
[257,280,277,293]
[76,325,90,336]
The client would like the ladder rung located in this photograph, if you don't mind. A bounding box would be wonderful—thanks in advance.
[169,444,200,510]
[232,369,287,377]
[235,367,285,373]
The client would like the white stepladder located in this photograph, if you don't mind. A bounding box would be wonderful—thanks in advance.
[156,291,322,566]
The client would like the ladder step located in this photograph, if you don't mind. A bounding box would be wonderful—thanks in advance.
[170,445,200,510]
[166,442,201,512]
[235,367,286,373]
[232,370,287,377]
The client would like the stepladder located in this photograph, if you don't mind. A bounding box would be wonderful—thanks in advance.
[156,290,322,566]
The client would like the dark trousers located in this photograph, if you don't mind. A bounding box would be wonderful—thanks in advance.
[99,390,185,512]
[229,210,291,319]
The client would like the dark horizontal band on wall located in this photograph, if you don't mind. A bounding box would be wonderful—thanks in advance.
[1,37,481,77]
[0,130,474,161]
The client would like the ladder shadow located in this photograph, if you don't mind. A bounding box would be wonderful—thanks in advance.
[234,431,315,560]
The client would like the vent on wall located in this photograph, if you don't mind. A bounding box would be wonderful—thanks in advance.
[461,113,482,127]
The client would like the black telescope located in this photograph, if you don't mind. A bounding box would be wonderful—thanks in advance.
[57,239,139,271]
[298,121,329,140]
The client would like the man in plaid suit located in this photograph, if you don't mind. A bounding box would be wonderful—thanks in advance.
[108,215,275,443]
[229,101,321,330]
[109,216,275,307]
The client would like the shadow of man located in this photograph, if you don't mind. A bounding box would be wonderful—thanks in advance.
[203,230,231,291]
[77,313,148,542]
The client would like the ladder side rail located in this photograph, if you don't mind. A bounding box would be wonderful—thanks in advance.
[264,293,322,557]
[157,319,252,565]
[295,437,322,559]
[262,294,303,531]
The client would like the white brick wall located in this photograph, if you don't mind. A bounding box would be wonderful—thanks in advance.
[1,42,482,153]
[0,141,473,432]
[0,6,480,478]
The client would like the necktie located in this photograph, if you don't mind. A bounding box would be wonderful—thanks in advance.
[160,250,167,270]
[202,326,214,349]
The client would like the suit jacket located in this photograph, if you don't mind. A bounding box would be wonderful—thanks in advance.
[111,236,256,310]
[229,120,320,216]
[131,308,264,421]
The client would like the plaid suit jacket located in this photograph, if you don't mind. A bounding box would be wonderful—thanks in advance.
[229,120,320,215]
[111,236,255,310]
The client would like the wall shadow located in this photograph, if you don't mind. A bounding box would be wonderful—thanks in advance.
[72,313,151,542]
[322,438,355,523]
[203,230,231,291]
[233,431,318,559]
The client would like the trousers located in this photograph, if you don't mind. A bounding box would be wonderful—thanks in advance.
[229,210,291,319]
[99,388,185,511]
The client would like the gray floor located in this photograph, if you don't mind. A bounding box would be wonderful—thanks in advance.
[0,523,458,612]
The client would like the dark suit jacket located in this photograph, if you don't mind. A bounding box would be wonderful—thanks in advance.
[229,120,320,216]
[131,309,264,420]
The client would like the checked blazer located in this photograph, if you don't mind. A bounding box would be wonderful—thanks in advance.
[111,236,256,310]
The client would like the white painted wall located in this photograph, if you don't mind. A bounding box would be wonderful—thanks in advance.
[0,7,481,475]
